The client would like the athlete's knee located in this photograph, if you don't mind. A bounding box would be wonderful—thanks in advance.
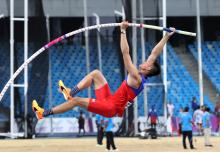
[72,97,89,108]
[68,97,77,106]
[71,97,81,105]
[73,97,80,101]
[91,69,103,78]
[92,69,101,75]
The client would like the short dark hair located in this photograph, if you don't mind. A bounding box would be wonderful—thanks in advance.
[206,107,210,112]
[184,107,189,112]
[147,61,161,77]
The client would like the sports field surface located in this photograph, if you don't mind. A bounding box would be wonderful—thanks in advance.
[0,136,219,152]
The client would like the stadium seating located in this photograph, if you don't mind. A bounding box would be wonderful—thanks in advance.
[188,41,220,92]
[15,43,34,109]
[0,42,39,114]
[0,40,215,118]
[136,43,214,117]
[0,42,10,108]
[167,44,214,115]
[137,43,214,116]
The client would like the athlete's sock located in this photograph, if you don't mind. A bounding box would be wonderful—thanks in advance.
[43,109,53,117]
[70,85,80,97]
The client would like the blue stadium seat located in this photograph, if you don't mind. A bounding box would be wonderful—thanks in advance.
[0,42,10,107]
[167,44,214,115]
[188,41,220,93]
[1,40,215,118]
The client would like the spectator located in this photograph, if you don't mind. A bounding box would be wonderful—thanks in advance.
[95,114,104,146]
[191,97,199,112]
[78,111,85,135]
[214,100,220,134]
[179,106,184,113]
[104,117,118,151]
[167,101,175,117]
[193,106,204,135]
[78,111,85,136]
[147,107,158,129]
[178,107,184,136]
[179,107,195,149]
[202,107,213,147]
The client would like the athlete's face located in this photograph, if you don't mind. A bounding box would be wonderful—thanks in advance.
[138,62,153,75]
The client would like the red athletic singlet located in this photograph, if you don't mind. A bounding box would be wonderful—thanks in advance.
[88,75,147,117]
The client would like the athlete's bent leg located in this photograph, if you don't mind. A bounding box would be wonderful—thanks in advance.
[77,69,107,90]
[59,69,108,99]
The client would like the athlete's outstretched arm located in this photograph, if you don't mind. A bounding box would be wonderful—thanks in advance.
[120,21,139,79]
[146,28,175,65]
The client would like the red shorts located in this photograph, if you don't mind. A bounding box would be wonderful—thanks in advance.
[87,83,117,117]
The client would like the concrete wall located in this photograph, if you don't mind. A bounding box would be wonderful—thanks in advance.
[42,0,122,17]
[0,0,8,16]
[165,0,220,16]
[0,0,220,17]
[0,0,44,17]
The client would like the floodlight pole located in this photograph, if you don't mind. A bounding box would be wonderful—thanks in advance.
[132,0,138,136]
[196,0,203,106]
[46,14,53,134]
[162,0,168,120]
[139,0,148,117]
[24,0,28,138]
[10,0,15,139]
[83,0,91,99]
[93,13,102,72]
